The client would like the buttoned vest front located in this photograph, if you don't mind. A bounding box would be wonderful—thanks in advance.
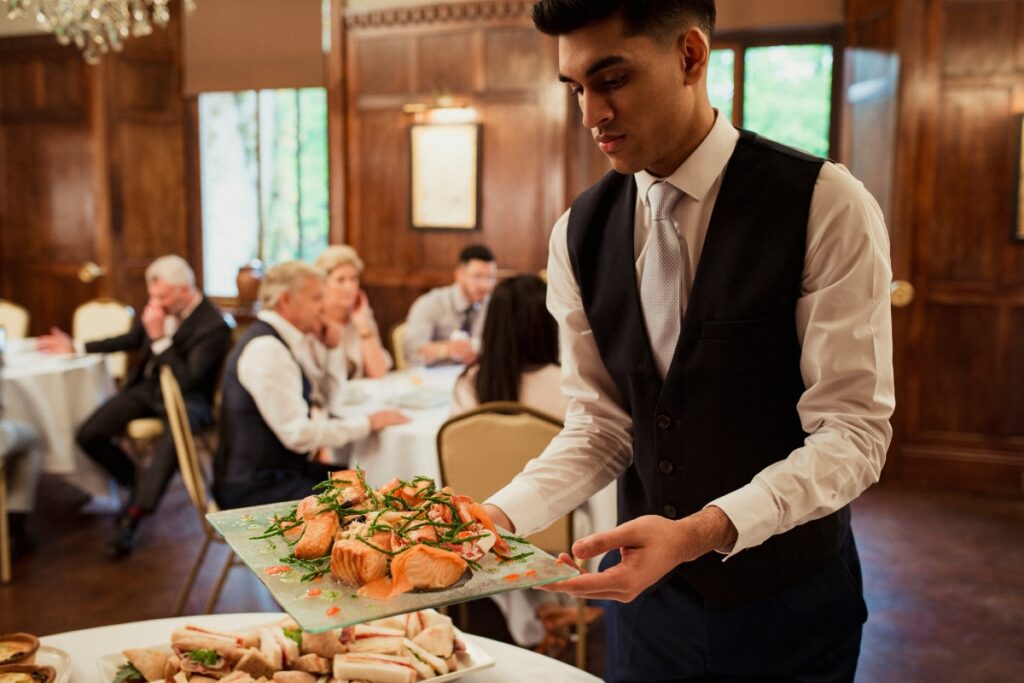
[215,320,313,487]
[567,130,849,605]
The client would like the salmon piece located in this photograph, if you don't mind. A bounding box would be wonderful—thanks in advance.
[294,496,340,559]
[330,537,389,586]
[357,545,467,601]
[451,495,510,557]
[329,469,369,506]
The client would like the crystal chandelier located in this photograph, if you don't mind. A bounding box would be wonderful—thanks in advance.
[5,0,196,64]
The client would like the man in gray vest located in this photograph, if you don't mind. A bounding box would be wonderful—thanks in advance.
[484,2,894,681]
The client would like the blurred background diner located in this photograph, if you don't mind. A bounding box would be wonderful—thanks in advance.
[0,0,1022,681]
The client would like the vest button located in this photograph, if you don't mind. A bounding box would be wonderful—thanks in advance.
[658,460,674,474]
[662,504,678,519]
[656,414,671,429]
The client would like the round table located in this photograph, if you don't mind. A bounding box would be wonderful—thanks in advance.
[40,613,602,683]
[3,338,117,501]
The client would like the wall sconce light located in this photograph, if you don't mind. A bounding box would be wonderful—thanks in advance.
[403,95,479,125]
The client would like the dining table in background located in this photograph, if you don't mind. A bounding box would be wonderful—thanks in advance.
[2,337,119,507]
[332,365,617,551]
[41,612,603,683]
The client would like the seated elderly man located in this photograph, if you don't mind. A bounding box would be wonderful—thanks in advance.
[213,261,409,510]
[38,255,232,556]
[403,244,498,366]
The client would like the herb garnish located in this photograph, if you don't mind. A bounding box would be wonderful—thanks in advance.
[185,649,222,666]
[112,663,144,683]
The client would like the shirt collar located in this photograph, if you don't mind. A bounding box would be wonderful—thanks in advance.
[257,310,308,353]
[450,283,474,312]
[634,110,739,206]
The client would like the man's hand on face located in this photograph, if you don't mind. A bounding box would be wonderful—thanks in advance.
[318,317,344,349]
[36,327,74,355]
[142,301,167,340]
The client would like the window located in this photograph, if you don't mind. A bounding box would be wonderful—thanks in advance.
[709,32,839,159]
[199,88,329,298]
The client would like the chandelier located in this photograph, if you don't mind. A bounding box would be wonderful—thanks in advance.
[5,0,196,64]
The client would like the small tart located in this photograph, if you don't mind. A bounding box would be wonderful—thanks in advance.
[0,635,39,666]
[0,664,56,683]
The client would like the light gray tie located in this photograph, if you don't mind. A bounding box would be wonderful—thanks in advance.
[640,181,686,379]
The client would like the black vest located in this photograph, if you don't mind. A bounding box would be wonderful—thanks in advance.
[214,320,313,487]
[568,130,849,605]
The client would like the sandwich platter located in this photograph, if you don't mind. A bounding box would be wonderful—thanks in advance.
[206,499,579,633]
[94,618,495,683]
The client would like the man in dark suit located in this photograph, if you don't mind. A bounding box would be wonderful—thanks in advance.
[39,255,232,555]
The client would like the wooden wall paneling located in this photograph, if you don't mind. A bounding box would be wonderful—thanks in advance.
[341,1,565,337]
[328,0,348,245]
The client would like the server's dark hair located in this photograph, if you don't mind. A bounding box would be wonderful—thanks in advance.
[468,274,559,404]
[458,244,495,265]
[532,0,715,42]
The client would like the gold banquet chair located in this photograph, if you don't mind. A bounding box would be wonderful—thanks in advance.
[0,299,29,339]
[390,320,409,370]
[159,365,240,615]
[73,298,134,384]
[436,401,598,669]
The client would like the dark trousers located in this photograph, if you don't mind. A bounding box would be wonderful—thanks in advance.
[602,533,866,683]
[215,461,334,510]
[76,384,203,513]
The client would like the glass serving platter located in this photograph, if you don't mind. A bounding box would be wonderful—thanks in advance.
[207,501,579,633]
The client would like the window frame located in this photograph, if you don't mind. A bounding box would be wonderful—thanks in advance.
[711,26,844,159]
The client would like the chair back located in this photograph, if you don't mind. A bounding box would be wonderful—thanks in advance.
[159,366,217,530]
[437,401,570,555]
[390,321,409,370]
[0,300,29,339]
[73,298,134,382]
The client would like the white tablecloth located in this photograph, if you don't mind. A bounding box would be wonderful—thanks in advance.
[3,338,117,500]
[40,613,602,683]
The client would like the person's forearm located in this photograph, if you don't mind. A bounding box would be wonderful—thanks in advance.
[359,334,389,378]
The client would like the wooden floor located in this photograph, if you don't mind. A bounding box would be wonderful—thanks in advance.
[2,476,1022,681]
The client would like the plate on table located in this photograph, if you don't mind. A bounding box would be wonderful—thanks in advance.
[206,501,579,633]
[36,645,71,683]
[394,387,451,409]
[94,621,494,683]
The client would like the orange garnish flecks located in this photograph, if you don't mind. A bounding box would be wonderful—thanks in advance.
[524,569,537,577]
[554,558,566,566]
[264,565,291,575]
[504,573,521,582]
[326,606,341,617]
[306,588,322,597]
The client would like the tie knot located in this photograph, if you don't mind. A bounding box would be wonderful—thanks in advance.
[647,181,684,222]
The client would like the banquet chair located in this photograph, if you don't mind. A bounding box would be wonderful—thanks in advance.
[437,401,598,669]
[390,321,409,370]
[73,298,135,384]
[0,299,29,339]
[159,365,240,615]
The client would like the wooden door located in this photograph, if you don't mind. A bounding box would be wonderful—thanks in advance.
[847,0,1024,495]
[0,39,107,336]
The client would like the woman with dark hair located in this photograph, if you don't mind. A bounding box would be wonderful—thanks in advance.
[451,274,565,417]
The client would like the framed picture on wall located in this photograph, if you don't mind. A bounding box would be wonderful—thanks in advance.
[410,123,480,230]
[1015,113,1024,242]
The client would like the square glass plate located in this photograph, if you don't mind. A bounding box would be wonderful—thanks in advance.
[94,622,495,683]
[207,502,578,633]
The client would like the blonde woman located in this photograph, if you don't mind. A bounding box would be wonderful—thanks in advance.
[314,245,392,379]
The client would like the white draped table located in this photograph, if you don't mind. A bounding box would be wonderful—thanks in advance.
[41,613,602,683]
[2,337,117,501]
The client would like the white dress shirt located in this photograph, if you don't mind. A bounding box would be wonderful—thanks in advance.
[403,283,488,362]
[236,311,371,454]
[488,113,895,558]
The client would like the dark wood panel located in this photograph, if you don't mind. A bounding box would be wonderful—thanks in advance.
[356,36,413,96]
[894,447,1024,494]
[484,26,547,91]
[1004,308,1024,438]
[942,0,1021,78]
[417,30,478,93]
[930,87,1014,284]
[112,58,177,117]
[914,302,1000,439]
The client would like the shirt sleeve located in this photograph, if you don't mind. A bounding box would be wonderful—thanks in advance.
[237,336,371,454]
[708,162,895,557]
[150,337,173,356]
[487,210,634,537]
[403,292,438,363]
